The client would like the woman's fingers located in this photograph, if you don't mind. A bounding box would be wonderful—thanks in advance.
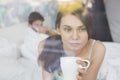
[76,59,89,80]
[77,68,87,80]
[78,69,86,75]
[76,60,87,67]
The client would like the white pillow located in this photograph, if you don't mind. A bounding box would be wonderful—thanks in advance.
[0,37,20,59]
[103,42,120,59]
[0,22,28,45]
[97,42,120,80]
[0,58,24,80]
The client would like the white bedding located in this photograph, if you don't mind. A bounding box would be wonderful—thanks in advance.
[0,39,120,80]
[0,36,44,80]
[0,24,120,80]
[0,37,20,59]
[21,27,49,61]
[0,26,48,80]
[97,42,120,80]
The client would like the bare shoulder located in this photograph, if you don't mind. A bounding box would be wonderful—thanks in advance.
[92,40,106,61]
[94,40,106,53]
[85,41,106,80]
[88,40,106,74]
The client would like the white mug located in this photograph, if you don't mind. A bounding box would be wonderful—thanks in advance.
[60,57,90,80]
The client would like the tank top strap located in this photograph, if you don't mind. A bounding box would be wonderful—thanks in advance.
[88,40,96,60]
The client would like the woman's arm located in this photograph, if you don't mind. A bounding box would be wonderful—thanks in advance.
[77,41,106,80]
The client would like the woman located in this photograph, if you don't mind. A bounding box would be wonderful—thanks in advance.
[38,0,105,80]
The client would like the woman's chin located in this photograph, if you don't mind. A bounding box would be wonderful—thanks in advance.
[69,46,81,52]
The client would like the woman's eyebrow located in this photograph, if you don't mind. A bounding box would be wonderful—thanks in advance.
[78,25,85,28]
[62,25,84,28]
[62,25,71,28]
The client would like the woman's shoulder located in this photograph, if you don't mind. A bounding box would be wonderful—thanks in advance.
[89,39,106,68]
[94,40,106,51]
[92,39,106,59]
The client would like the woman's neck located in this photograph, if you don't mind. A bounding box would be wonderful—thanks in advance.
[76,39,92,57]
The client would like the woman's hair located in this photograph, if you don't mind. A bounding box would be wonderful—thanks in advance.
[38,35,65,73]
[38,0,93,73]
[56,0,93,38]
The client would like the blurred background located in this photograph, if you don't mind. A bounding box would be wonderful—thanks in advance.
[0,0,120,80]
[0,0,120,42]
[0,0,58,29]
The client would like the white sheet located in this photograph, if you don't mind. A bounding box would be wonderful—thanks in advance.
[0,37,20,59]
[97,42,120,80]
[0,37,120,80]
[21,27,49,61]
[13,58,42,80]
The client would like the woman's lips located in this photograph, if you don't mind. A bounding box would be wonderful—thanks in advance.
[70,43,81,47]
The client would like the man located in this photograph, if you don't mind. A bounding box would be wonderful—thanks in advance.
[28,11,54,35]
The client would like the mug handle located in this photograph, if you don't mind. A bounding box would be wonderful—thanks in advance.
[78,59,90,69]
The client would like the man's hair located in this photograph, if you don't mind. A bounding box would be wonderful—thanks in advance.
[28,11,44,25]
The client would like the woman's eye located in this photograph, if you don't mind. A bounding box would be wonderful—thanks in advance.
[64,28,72,32]
[79,27,86,32]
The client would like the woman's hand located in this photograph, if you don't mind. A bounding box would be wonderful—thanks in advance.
[76,60,88,80]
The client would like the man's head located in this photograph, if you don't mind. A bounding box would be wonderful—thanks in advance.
[28,11,45,32]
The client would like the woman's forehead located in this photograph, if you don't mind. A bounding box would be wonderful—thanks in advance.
[60,14,83,26]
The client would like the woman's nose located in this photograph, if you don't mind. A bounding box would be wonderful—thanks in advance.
[71,30,79,40]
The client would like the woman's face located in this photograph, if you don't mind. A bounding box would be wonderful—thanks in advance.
[57,14,89,54]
